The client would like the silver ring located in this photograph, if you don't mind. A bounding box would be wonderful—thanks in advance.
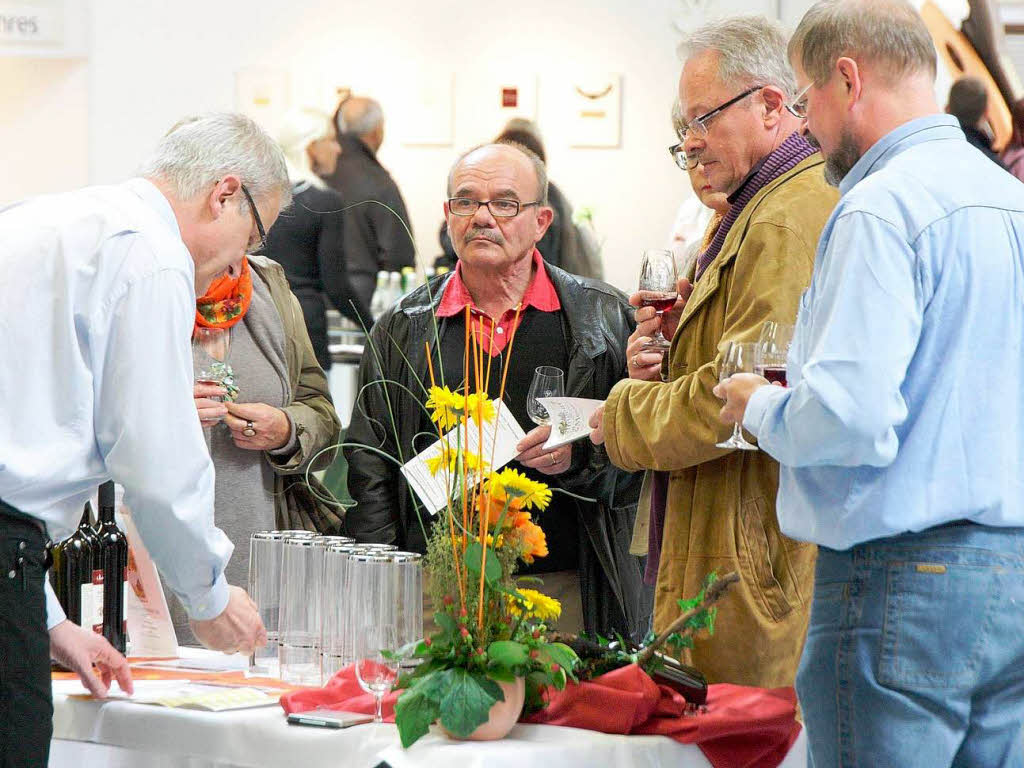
[550,452,558,466]
[631,354,639,368]
[243,420,256,437]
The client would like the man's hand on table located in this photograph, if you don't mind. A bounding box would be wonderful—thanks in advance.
[50,619,134,697]
[190,585,267,655]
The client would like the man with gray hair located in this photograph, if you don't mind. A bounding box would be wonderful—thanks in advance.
[325,95,415,307]
[717,0,1024,764]
[589,15,838,688]
[0,112,286,768]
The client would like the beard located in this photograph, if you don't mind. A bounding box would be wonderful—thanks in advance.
[823,127,861,187]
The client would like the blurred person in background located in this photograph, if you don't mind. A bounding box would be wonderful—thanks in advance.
[436,118,603,279]
[0,112,279,766]
[946,76,1001,164]
[267,107,371,370]
[1001,96,1024,181]
[324,96,415,306]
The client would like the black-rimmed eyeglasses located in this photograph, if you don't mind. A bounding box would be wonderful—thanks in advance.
[447,197,541,218]
[240,183,267,254]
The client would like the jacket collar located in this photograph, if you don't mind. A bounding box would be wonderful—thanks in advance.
[337,133,383,169]
[677,154,824,333]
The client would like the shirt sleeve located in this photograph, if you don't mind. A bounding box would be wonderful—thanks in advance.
[45,579,67,630]
[91,241,231,621]
[743,210,924,467]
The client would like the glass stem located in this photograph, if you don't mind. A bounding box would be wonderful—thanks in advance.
[374,693,383,723]
[732,423,743,441]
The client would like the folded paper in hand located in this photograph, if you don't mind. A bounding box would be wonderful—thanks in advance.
[540,397,604,450]
[400,400,526,516]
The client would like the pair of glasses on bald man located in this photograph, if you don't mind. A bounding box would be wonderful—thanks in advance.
[447,198,542,218]
[667,82,812,171]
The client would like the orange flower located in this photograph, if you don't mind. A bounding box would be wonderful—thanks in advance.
[519,520,548,564]
[477,493,505,527]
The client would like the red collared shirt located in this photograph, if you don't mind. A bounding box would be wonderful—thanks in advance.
[436,249,561,356]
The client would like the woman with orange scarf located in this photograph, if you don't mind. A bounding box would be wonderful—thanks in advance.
[176,253,342,645]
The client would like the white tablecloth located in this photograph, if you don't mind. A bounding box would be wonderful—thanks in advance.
[49,651,808,768]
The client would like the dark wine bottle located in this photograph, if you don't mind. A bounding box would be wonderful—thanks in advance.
[78,502,105,634]
[96,482,128,653]
[51,504,95,628]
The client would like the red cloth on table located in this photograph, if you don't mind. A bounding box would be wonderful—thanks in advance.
[279,663,801,768]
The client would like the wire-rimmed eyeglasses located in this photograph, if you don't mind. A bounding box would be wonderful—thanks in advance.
[785,82,813,119]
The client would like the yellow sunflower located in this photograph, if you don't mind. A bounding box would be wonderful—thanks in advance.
[463,392,496,423]
[509,588,561,623]
[425,386,464,431]
[425,447,486,476]
[491,468,552,511]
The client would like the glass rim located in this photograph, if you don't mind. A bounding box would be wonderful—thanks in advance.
[349,552,392,562]
[534,365,564,378]
[251,530,286,540]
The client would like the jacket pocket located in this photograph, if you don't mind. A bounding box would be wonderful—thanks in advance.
[737,496,794,622]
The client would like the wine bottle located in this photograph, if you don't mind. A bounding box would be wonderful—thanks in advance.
[51,504,95,629]
[79,502,105,634]
[96,482,128,653]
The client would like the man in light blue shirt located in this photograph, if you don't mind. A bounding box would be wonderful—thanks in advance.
[716,1,1024,766]
[0,113,288,768]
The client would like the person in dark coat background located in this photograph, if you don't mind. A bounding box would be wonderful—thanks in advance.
[323,96,416,308]
[946,76,1003,165]
[266,108,371,370]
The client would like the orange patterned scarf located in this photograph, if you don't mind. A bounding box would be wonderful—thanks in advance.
[195,257,253,332]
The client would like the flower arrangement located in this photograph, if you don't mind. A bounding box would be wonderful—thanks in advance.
[392,307,579,747]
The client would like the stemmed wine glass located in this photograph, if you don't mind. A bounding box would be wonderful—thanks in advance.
[715,341,759,451]
[755,321,794,387]
[638,249,679,352]
[354,623,400,724]
[526,366,565,426]
[193,327,230,388]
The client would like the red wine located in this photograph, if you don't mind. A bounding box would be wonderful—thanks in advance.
[96,482,128,654]
[639,291,677,314]
[759,365,788,386]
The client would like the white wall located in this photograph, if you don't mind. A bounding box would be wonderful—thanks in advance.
[85,0,812,292]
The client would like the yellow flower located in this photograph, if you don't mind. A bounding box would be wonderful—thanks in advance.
[464,393,496,423]
[426,386,464,431]
[509,588,561,623]
[491,468,551,511]
[425,447,486,476]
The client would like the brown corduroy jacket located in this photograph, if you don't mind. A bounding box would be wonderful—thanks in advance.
[604,155,838,687]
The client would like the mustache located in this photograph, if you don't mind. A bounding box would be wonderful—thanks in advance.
[464,228,504,245]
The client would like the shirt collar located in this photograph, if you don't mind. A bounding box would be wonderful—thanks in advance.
[839,114,961,196]
[436,248,561,318]
[125,177,183,240]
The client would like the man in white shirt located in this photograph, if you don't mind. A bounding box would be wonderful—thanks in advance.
[0,112,290,768]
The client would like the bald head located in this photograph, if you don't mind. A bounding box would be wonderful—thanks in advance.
[447,143,548,204]
[338,96,385,151]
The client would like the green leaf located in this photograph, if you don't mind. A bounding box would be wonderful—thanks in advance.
[464,541,502,585]
[486,665,517,683]
[438,668,502,738]
[487,640,529,668]
[541,642,579,673]
[434,611,458,638]
[394,688,440,748]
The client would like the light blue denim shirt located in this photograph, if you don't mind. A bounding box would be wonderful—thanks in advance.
[744,114,1024,550]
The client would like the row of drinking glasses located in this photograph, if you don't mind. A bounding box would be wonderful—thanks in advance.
[248,530,422,688]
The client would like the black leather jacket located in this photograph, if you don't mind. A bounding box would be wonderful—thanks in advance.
[343,263,652,640]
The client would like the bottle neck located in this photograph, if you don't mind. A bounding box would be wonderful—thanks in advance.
[78,505,92,528]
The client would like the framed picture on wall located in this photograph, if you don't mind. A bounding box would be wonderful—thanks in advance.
[460,73,538,144]
[569,74,622,148]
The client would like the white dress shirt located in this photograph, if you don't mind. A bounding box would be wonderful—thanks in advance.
[0,178,231,626]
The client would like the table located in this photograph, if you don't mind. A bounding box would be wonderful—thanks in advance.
[49,650,808,768]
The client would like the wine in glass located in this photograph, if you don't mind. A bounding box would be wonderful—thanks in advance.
[715,341,759,451]
[754,321,794,387]
[193,327,230,388]
[526,366,565,426]
[354,624,400,724]
[638,249,678,352]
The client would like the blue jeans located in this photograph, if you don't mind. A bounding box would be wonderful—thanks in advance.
[797,524,1024,768]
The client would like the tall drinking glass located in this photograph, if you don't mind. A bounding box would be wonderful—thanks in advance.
[278,534,325,685]
[526,366,565,426]
[321,542,364,683]
[715,341,759,451]
[248,531,285,677]
[638,249,678,352]
[388,552,423,673]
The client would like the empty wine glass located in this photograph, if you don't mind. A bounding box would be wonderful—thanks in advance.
[354,623,400,724]
[526,366,565,426]
[638,249,678,352]
[193,327,231,396]
[755,321,794,387]
[716,341,759,451]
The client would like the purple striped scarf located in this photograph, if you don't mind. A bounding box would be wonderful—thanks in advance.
[694,132,818,281]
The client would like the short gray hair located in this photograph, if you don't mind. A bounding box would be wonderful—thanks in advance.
[679,16,797,97]
[339,98,384,136]
[671,98,686,139]
[789,0,936,86]
[447,143,549,205]
[141,113,291,210]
